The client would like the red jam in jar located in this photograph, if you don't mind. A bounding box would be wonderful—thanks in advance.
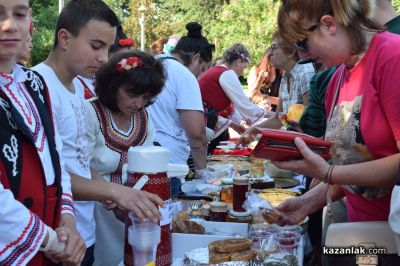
[232,177,249,212]
[209,201,228,222]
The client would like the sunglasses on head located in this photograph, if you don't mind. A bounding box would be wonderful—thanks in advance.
[293,24,319,52]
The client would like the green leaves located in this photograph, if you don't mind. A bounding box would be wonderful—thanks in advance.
[30,0,58,66]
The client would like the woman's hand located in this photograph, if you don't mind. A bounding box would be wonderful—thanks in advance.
[272,137,330,181]
[112,185,165,223]
[258,70,268,83]
[275,196,309,226]
[230,122,246,135]
[235,126,260,148]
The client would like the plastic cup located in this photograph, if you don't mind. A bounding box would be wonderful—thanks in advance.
[274,231,300,255]
[248,231,273,251]
[249,223,280,235]
[128,213,161,265]
[281,225,302,235]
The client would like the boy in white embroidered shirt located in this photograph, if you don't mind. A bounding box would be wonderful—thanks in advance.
[33,1,163,264]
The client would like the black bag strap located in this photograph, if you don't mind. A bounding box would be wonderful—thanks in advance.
[396,167,400,186]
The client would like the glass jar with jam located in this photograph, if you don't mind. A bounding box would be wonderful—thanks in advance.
[201,204,210,221]
[227,210,252,223]
[209,201,228,222]
[232,176,249,212]
[220,179,233,206]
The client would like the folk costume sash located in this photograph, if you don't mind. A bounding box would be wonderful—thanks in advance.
[77,76,96,100]
[90,99,149,185]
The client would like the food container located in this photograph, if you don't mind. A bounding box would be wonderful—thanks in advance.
[201,205,210,221]
[227,210,252,223]
[209,201,228,222]
[232,177,249,212]
[250,178,275,190]
[220,183,233,205]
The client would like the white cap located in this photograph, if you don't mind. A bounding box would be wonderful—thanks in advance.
[128,146,170,173]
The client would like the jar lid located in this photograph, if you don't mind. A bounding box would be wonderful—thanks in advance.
[221,178,233,185]
[201,204,210,210]
[233,176,249,185]
[210,201,227,211]
[228,210,252,217]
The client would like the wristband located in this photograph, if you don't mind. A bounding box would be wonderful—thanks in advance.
[39,226,57,253]
[39,226,65,254]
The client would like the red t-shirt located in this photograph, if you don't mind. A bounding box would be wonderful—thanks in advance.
[325,31,400,222]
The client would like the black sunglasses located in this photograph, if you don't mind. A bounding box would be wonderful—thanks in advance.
[293,24,319,52]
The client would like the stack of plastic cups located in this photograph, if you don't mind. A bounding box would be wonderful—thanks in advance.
[128,212,161,266]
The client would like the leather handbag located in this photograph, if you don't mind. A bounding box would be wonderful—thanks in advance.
[251,128,332,161]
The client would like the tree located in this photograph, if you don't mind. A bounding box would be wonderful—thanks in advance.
[208,0,279,66]
[104,0,130,21]
[394,0,400,12]
[30,0,58,66]
[122,0,279,73]
[123,0,181,50]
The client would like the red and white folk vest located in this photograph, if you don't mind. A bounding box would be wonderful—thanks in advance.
[0,67,62,265]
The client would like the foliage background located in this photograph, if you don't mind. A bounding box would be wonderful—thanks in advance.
[30,0,400,69]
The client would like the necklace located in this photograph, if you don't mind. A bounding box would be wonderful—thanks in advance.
[44,60,75,93]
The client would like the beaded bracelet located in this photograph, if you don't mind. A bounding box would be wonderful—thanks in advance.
[328,165,335,185]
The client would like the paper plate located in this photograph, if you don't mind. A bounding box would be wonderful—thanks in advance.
[273,177,300,188]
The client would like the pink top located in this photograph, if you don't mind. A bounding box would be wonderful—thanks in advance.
[325,31,400,222]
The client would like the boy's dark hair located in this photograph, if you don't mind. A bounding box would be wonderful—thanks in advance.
[54,0,119,48]
[109,24,129,55]
[172,22,215,65]
[95,49,166,113]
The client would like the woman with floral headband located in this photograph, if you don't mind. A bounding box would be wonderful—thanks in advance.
[86,50,165,265]
[199,43,271,153]
[270,0,400,230]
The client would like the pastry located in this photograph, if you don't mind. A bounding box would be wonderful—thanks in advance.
[208,249,232,264]
[262,208,284,224]
[213,238,253,253]
[230,249,257,261]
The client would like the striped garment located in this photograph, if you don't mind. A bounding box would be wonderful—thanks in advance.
[299,66,338,138]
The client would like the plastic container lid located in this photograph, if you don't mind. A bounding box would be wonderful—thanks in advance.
[233,176,249,185]
[228,210,252,217]
[210,201,227,211]
[221,178,233,185]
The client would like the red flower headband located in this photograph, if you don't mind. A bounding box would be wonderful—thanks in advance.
[115,56,144,72]
[119,38,135,47]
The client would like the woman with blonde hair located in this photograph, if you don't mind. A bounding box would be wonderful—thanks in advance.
[272,0,400,226]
